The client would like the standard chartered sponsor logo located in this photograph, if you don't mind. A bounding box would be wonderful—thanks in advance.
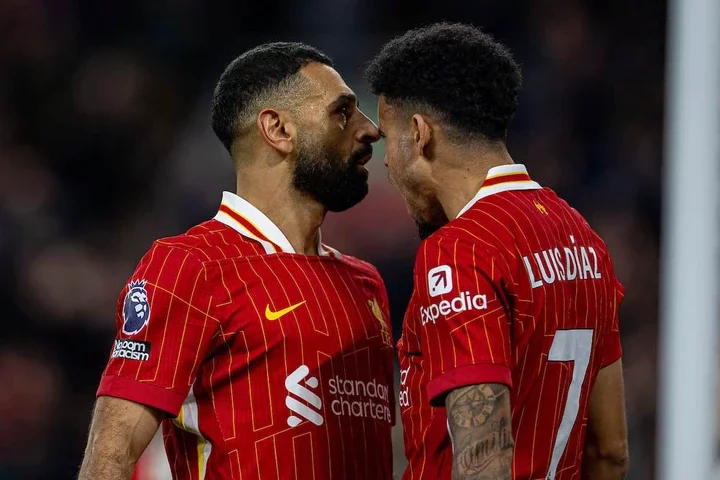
[286,365,392,427]
[420,291,487,325]
[286,365,324,427]
[328,375,392,423]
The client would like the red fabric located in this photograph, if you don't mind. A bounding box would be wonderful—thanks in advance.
[98,220,394,479]
[481,172,532,187]
[427,363,512,406]
[398,186,625,480]
[98,375,187,416]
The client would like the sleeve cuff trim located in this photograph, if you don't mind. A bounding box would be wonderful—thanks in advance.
[97,374,188,417]
[427,363,512,406]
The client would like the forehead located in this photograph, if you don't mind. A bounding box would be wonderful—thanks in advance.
[299,62,354,102]
[377,95,398,127]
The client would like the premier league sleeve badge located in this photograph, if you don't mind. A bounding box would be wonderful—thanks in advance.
[122,280,151,335]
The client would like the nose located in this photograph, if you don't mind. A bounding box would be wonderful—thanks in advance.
[357,110,381,144]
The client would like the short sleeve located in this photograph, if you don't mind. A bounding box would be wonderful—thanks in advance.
[599,279,624,367]
[97,242,219,416]
[415,236,512,406]
[374,271,393,343]
[369,267,397,425]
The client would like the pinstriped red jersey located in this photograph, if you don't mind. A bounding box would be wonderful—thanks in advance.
[397,164,623,480]
[98,192,395,480]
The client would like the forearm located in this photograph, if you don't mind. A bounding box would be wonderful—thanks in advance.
[78,439,136,480]
[78,397,161,480]
[583,359,628,480]
[447,383,514,480]
[452,435,514,480]
[582,444,628,480]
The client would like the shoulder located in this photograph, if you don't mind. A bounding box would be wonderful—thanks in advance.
[152,219,269,265]
[414,227,515,286]
[150,225,211,266]
[118,237,209,309]
[340,255,386,295]
[337,253,385,284]
[133,220,237,276]
[417,227,498,263]
[133,236,207,288]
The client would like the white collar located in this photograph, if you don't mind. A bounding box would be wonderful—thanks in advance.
[214,191,339,257]
[456,164,542,218]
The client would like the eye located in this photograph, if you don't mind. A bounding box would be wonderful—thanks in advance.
[339,107,349,126]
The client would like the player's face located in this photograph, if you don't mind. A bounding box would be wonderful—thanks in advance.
[291,63,380,212]
[377,96,447,239]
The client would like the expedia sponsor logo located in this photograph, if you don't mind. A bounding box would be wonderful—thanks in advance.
[112,339,151,362]
[428,265,453,297]
[420,291,487,325]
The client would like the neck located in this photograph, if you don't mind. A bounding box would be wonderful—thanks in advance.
[433,143,514,220]
[234,158,326,256]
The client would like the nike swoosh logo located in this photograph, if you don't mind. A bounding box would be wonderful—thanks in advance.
[265,301,306,321]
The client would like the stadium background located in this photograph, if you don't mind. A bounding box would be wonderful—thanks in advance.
[0,0,670,478]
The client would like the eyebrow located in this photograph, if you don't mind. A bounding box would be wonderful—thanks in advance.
[328,93,359,110]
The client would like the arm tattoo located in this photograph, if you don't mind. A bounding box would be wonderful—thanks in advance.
[446,383,514,480]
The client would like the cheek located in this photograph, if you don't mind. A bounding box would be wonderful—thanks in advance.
[388,161,413,194]
[402,191,432,224]
[394,165,427,209]
[395,165,438,221]
[323,124,352,154]
[386,143,410,179]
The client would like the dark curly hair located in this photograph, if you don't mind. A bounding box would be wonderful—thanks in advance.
[365,23,522,142]
[211,42,332,152]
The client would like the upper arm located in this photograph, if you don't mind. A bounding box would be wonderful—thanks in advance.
[445,383,514,479]
[97,242,220,417]
[415,237,512,406]
[586,277,627,455]
[599,281,624,368]
[367,265,396,423]
[585,359,628,457]
[86,396,163,459]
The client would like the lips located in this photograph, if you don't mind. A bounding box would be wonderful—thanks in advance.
[351,146,373,166]
[356,153,373,166]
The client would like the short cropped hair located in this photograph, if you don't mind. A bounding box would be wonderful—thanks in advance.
[365,23,522,142]
[211,42,332,152]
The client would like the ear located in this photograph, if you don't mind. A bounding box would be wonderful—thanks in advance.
[257,109,296,155]
[411,114,433,159]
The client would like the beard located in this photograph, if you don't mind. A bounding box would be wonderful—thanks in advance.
[416,221,442,240]
[292,136,372,212]
[400,185,448,241]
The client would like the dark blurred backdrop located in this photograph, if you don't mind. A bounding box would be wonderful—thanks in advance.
[0,0,664,478]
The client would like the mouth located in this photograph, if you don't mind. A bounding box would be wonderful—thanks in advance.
[356,153,372,166]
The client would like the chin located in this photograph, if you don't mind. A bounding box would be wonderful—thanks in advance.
[324,183,369,212]
[415,221,442,241]
[411,204,449,241]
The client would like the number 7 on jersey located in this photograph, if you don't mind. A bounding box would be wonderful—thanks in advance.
[546,329,593,479]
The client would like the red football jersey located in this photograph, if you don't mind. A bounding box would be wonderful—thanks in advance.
[98,192,395,480]
[397,164,623,480]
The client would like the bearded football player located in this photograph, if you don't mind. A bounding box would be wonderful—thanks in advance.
[367,23,628,480]
[79,42,394,480]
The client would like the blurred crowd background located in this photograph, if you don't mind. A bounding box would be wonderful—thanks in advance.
[0,0,667,478]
